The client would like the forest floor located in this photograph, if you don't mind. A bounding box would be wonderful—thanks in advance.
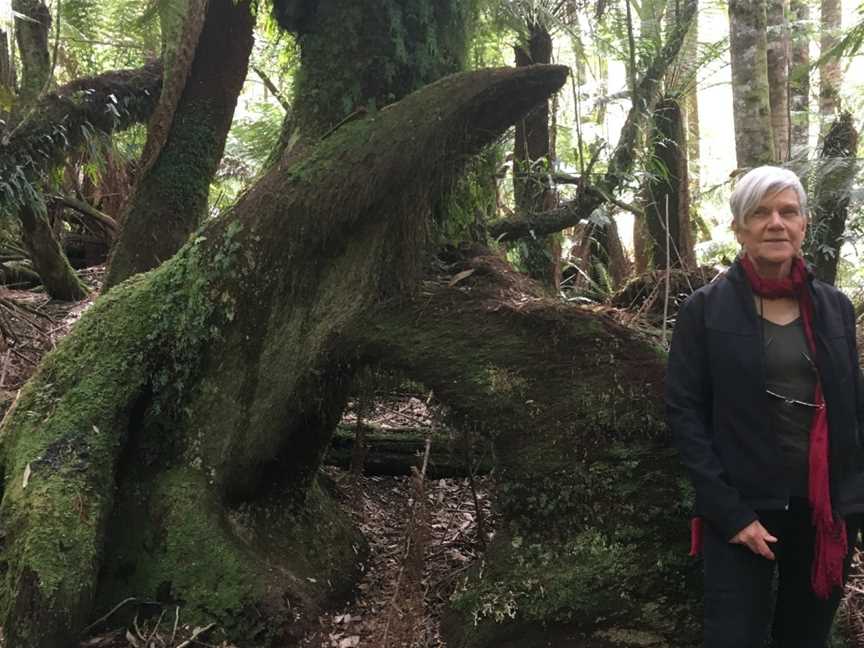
[1,268,863,647]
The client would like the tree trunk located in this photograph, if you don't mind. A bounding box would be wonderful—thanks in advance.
[12,0,51,107]
[513,22,559,290]
[682,4,700,181]
[819,0,842,123]
[278,0,476,144]
[728,0,775,167]
[104,0,254,289]
[645,98,694,269]
[0,28,13,124]
[789,0,810,157]
[767,0,790,161]
[18,204,88,300]
[806,112,859,284]
[0,64,569,648]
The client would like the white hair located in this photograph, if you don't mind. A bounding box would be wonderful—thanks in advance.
[729,166,808,228]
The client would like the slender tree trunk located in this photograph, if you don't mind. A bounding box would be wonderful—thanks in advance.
[18,205,88,300]
[11,0,50,107]
[806,112,858,284]
[0,29,13,126]
[767,0,790,161]
[513,22,558,290]
[729,0,775,167]
[11,0,95,300]
[645,98,694,270]
[683,5,701,180]
[104,0,254,288]
[789,0,811,157]
[819,0,842,124]
[634,214,651,274]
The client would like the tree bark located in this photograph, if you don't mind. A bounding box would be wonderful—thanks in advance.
[277,0,476,146]
[729,0,775,167]
[513,22,559,290]
[789,0,810,157]
[0,64,569,647]
[12,0,51,107]
[104,0,254,289]
[819,0,842,123]
[767,0,790,161]
[806,112,859,284]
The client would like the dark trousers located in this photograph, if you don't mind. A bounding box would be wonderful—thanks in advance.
[703,498,860,648]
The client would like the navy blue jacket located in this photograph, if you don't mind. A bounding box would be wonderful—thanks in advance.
[666,260,864,540]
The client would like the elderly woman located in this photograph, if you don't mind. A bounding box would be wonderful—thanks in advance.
[666,165,864,647]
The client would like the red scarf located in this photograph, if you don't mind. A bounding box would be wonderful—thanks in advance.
[738,254,847,598]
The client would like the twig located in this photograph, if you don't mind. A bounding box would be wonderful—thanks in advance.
[171,606,180,643]
[81,596,139,634]
[176,622,215,648]
[0,349,12,388]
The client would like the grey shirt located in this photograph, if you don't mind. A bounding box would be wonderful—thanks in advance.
[763,318,818,497]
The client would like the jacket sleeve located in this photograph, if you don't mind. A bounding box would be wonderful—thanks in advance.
[665,292,758,541]
[840,293,864,445]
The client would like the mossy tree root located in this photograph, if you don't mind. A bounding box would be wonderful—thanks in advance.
[351,249,700,647]
[0,65,568,646]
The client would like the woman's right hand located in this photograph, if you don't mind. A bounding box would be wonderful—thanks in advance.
[730,520,778,560]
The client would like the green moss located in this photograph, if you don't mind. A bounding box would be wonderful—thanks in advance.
[96,470,362,643]
[446,441,700,647]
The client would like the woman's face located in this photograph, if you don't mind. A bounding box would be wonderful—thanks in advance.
[734,188,807,267]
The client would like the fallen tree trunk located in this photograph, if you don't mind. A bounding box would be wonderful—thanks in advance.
[0,65,569,647]
[325,424,494,477]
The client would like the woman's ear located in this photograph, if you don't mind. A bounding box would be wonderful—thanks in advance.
[731,219,742,244]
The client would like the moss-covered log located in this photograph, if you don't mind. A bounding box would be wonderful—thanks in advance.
[0,65,568,647]
[105,0,255,288]
[349,249,698,647]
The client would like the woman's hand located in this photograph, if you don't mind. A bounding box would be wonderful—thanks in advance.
[731,520,778,560]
